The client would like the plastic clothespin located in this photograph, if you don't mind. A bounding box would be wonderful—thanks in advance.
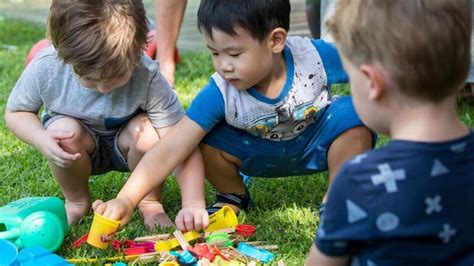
[71,233,88,249]
[237,242,274,263]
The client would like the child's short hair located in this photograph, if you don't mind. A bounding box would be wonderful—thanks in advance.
[327,0,471,102]
[197,0,291,42]
[47,0,149,79]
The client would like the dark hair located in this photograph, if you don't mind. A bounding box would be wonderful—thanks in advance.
[47,0,149,79]
[197,0,291,42]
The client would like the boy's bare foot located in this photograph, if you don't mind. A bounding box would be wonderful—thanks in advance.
[65,200,90,224]
[138,200,174,230]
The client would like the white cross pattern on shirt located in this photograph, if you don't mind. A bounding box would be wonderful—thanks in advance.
[438,223,456,243]
[425,195,442,215]
[350,154,368,164]
[371,163,406,193]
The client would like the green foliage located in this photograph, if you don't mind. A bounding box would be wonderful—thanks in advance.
[1,19,473,265]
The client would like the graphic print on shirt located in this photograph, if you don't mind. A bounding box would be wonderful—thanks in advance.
[425,195,442,215]
[430,159,449,176]
[248,87,330,140]
[370,163,406,193]
[214,36,332,141]
[346,199,368,223]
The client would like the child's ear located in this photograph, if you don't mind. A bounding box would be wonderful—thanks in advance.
[268,28,287,53]
[360,64,386,101]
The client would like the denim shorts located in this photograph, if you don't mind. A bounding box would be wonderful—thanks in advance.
[202,96,375,177]
[42,114,130,175]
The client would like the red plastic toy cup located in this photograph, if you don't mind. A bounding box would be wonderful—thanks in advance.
[235,224,256,237]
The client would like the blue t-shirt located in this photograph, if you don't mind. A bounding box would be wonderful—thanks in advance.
[186,36,347,140]
[316,132,474,265]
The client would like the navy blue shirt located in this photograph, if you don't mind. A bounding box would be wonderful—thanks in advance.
[316,132,474,266]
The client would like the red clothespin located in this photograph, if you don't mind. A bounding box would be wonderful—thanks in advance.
[71,233,88,249]
[187,243,215,262]
[123,239,136,248]
[123,246,150,255]
[211,245,230,261]
[112,239,122,251]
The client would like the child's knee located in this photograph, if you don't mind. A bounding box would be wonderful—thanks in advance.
[57,136,83,154]
[120,114,158,154]
[48,118,93,153]
[345,126,374,147]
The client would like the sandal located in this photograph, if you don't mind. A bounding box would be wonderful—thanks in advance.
[207,187,253,215]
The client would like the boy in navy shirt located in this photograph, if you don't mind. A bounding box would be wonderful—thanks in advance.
[306,0,474,265]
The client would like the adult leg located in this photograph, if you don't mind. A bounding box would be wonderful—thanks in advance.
[118,113,172,229]
[47,117,95,224]
[199,143,246,214]
[154,0,187,86]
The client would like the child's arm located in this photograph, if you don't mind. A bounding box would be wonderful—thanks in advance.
[306,245,349,266]
[5,109,80,167]
[155,118,208,232]
[93,116,208,229]
[173,147,208,231]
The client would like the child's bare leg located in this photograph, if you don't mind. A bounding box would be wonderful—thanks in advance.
[119,113,173,229]
[47,118,95,224]
[326,126,373,201]
[200,143,245,213]
[137,184,174,230]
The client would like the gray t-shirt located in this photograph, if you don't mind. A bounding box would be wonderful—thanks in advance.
[7,46,184,134]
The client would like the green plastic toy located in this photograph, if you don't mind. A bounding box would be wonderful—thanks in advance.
[0,197,68,252]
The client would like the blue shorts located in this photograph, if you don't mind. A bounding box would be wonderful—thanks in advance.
[202,96,375,177]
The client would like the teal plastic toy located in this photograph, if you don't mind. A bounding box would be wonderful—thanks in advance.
[0,197,68,252]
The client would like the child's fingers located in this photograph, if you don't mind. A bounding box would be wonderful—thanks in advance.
[201,211,209,229]
[193,212,206,231]
[50,130,75,140]
[105,206,123,222]
[183,212,195,232]
[92,200,106,213]
[119,217,128,228]
[175,213,184,231]
[176,222,185,232]
[175,213,185,232]
[70,152,81,160]
[52,146,79,162]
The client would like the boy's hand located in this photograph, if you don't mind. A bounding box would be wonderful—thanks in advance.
[35,130,81,167]
[92,196,135,227]
[175,205,209,232]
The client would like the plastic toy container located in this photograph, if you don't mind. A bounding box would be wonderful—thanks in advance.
[87,212,120,249]
[204,206,238,233]
[0,197,68,252]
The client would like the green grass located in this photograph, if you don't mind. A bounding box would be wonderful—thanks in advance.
[1,19,473,265]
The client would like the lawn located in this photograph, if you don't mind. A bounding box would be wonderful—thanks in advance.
[1,19,473,265]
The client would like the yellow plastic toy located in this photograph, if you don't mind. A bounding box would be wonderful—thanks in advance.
[86,212,120,249]
[154,230,201,252]
[205,206,238,233]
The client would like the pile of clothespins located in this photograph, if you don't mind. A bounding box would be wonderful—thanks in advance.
[69,226,283,265]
